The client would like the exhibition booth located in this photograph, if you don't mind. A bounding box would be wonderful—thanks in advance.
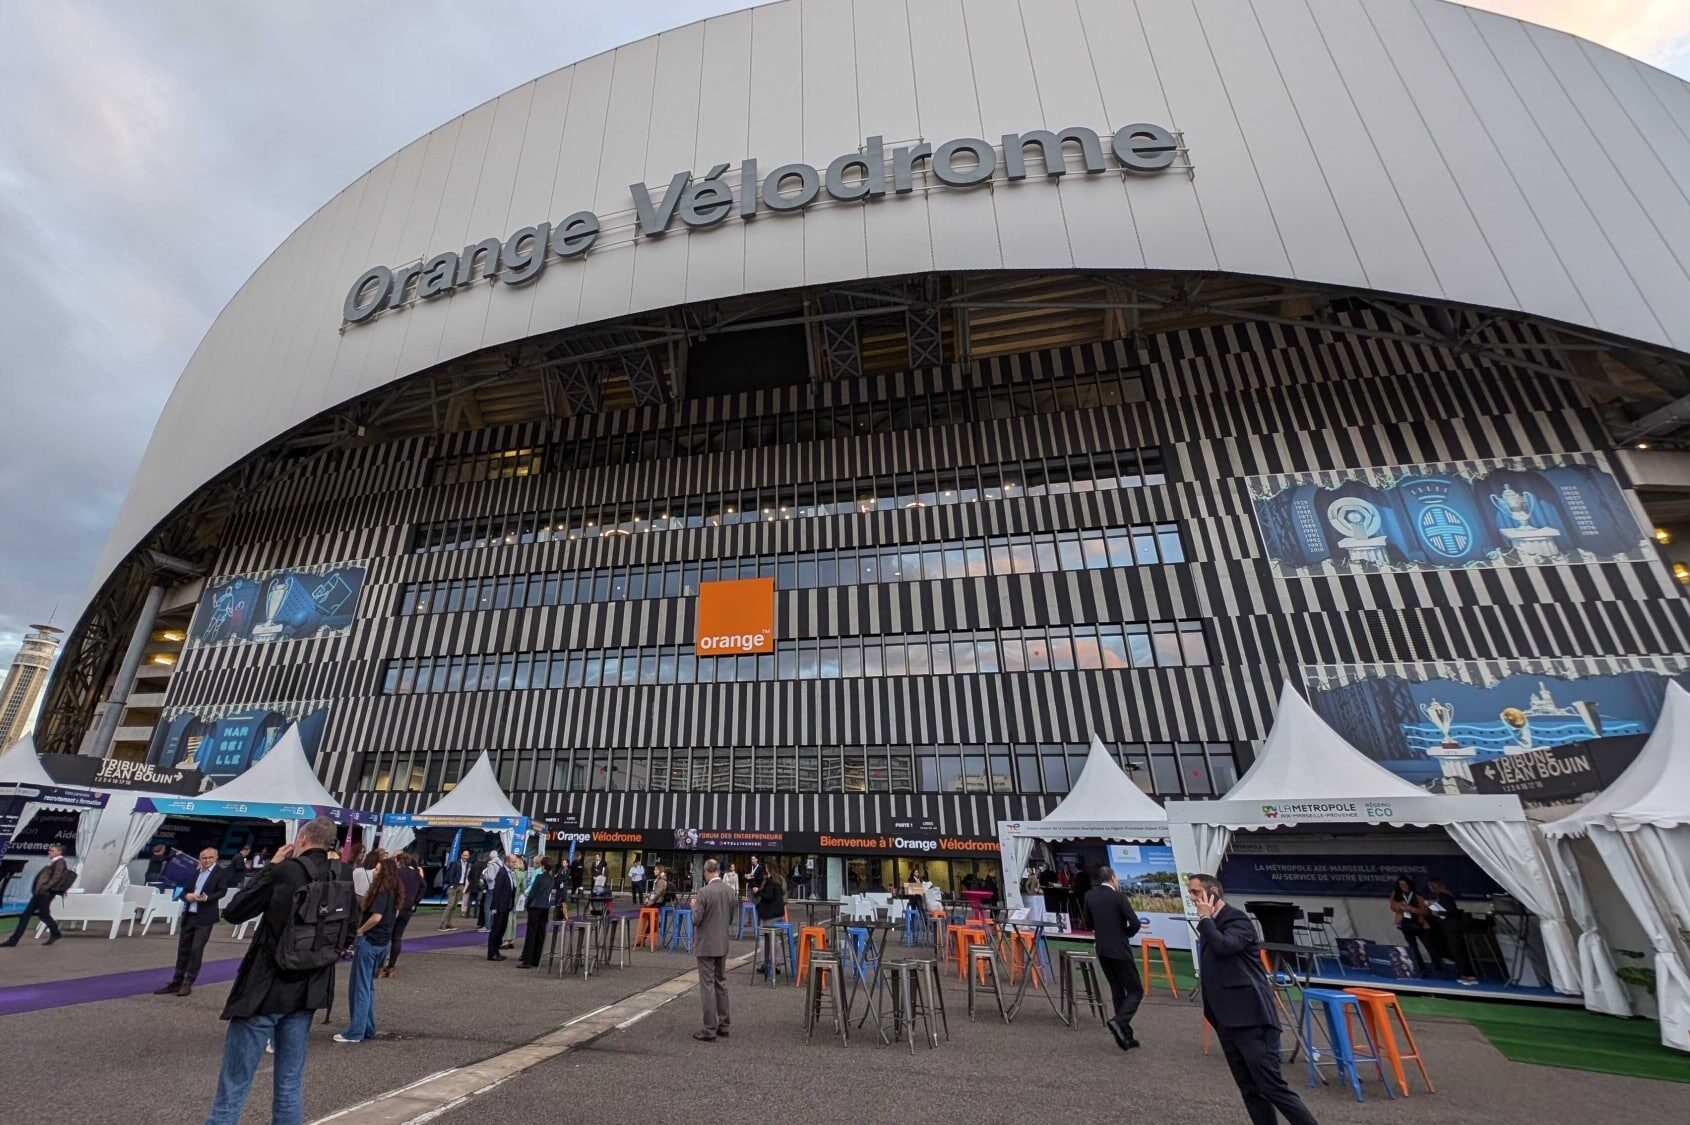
[0,737,109,907]
[997,736,1184,946]
[1544,682,1690,1051]
[376,751,543,860]
[1167,685,1580,1001]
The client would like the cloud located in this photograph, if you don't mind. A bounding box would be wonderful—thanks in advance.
[1470,1,1690,76]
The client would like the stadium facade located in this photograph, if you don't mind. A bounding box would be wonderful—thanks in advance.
[40,0,1690,889]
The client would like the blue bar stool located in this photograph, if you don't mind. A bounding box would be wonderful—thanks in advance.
[845,926,875,982]
[670,908,694,951]
[658,905,676,948]
[738,901,759,939]
[901,907,924,946]
[1300,988,1395,1102]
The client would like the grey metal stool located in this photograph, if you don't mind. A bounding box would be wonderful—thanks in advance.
[1060,950,1109,1029]
[560,919,598,979]
[598,915,633,969]
[754,924,790,986]
[803,950,849,1046]
[966,945,1009,1023]
[905,955,949,1041]
[880,959,941,1051]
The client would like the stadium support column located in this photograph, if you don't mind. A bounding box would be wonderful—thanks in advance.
[83,584,165,757]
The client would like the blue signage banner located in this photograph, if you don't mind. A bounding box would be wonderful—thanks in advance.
[380,813,533,834]
[1217,851,1498,900]
[1304,657,1687,798]
[190,562,366,648]
[1250,455,1650,578]
[148,705,328,786]
[136,796,378,825]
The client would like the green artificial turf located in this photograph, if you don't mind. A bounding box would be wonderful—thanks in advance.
[1039,941,1689,1084]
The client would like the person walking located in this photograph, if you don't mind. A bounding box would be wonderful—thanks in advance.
[205,816,354,1125]
[1,844,77,947]
[335,856,401,1044]
[517,856,559,968]
[486,853,516,961]
[628,858,646,908]
[1187,874,1318,1125]
[691,858,735,1041]
[439,848,473,929]
[154,847,234,997]
[1082,865,1145,1050]
[383,854,426,979]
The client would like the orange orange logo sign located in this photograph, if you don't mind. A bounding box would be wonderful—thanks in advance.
[696,577,775,655]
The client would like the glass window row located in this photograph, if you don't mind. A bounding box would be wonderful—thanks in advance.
[431,447,545,486]
[424,367,1148,487]
[397,523,1185,616]
[410,447,1166,554]
[358,739,1238,799]
[378,620,1211,695]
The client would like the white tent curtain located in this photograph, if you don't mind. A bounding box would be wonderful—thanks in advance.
[1547,835,1632,1016]
[101,812,166,894]
[71,809,104,890]
[1595,827,1690,1051]
[9,802,43,845]
[381,826,417,857]
[497,828,515,857]
[1191,824,1232,879]
[998,829,1034,911]
[1446,820,1579,994]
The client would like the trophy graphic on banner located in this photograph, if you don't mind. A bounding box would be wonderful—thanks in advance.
[1499,707,1534,753]
[1326,496,1389,566]
[1420,698,1477,790]
[250,578,290,642]
[1489,484,1564,562]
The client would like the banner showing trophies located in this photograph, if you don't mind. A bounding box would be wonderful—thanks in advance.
[1302,657,1690,803]
[1249,454,1650,579]
[189,562,366,648]
[147,703,329,786]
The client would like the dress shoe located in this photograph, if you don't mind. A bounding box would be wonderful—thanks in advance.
[692,1030,717,1041]
[44,933,60,945]
[0,939,18,948]
[154,981,182,995]
[488,953,507,961]
[176,983,194,998]
[716,1027,731,1038]
[1106,1017,1132,1051]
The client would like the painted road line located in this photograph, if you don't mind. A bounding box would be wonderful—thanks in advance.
[309,954,750,1125]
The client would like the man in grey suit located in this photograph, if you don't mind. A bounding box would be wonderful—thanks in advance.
[692,858,736,1041]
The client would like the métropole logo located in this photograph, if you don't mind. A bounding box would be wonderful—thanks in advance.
[695,577,776,656]
[342,123,1182,325]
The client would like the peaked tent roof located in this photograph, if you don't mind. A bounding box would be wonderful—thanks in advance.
[1545,681,1690,836]
[1225,683,1426,803]
[415,751,523,820]
[202,725,340,808]
[0,736,58,787]
[1043,736,1169,824]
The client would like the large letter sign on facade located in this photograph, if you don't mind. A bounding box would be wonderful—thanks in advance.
[343,123,1183,325]
[696,577,776,656]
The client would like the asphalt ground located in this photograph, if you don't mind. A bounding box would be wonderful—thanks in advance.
[1,921,1685,1125]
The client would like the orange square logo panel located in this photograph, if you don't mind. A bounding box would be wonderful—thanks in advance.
[695,577,775,655]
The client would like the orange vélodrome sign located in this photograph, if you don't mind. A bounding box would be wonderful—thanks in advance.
[696,577,775,655]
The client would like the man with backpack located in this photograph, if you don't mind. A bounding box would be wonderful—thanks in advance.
[205,816,354,1125]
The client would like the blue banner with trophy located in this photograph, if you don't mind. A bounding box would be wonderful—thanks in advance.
[189,561,366,648]
[1304,657,1689,801]
[1250,454,1650,578]
[147,704,329,786]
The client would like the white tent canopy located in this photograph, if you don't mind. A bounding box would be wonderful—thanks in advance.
[389,752,529,855]
[998,736,1169,910]
[1,736,110,888]
[0,736,58,787]
[1167,683,1580,995]
[1544,681,1690,1050]
[200,726,339,809]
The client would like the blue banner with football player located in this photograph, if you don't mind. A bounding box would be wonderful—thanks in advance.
[147,705,329,787]
[1250,454,1649,578]
[189,562,366,648]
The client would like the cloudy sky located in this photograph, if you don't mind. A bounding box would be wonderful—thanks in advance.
[0,0,1687,689]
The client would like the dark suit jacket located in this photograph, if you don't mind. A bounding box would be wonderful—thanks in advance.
[180,863,234,927]
[1197,903,1276,1028]
[488,865,516,913]
[219,849,342,1021]
[1082,884,1142,959]
[693,876,736,957]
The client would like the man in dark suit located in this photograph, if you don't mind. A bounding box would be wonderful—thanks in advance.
[154,846,233,997]
[1188,874,1318,1125]
[1082,865,1144,1050]
[438,848,473,929]
[691,858,736,1041]
[486,854,516,961]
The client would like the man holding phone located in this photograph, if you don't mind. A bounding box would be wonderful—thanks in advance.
[1187,873,1318,1125]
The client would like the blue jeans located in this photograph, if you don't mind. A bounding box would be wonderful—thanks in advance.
[205,1009,312,1125]
[342,937,388,1041]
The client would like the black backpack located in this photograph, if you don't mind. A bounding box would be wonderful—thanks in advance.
[274,853,356,972]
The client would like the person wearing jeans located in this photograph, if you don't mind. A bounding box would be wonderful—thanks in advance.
[336,857,400,1043]
[206,1010,312,1124]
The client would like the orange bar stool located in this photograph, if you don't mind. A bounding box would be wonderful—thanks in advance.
[1139,936,1179,998]
[1344,987,1433,1096]
[949,924,988,980]
[795,925,829,988]
[635,907,661,952]
[1010,930,1045,986]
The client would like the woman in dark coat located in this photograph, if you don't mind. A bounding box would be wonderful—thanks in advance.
[517,857,560,969]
